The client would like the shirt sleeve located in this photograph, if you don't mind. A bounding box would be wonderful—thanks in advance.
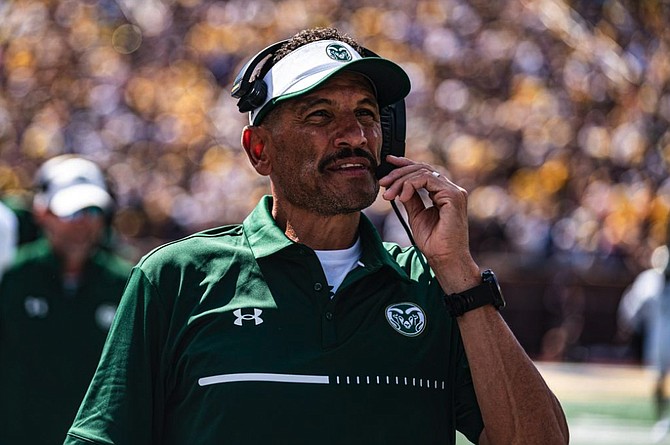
[64,267,168,445]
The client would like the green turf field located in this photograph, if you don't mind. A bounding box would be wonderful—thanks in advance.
[457,362,668,444]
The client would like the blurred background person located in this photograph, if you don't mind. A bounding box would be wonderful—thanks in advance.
[618,243,670,439]
[618,245,670,365]
[0,200,19,282]
[0,155,133,445]
[1,192,42,249]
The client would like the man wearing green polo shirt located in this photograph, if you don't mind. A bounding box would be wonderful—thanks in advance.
[65,28,568,444]
[0,155,132,445]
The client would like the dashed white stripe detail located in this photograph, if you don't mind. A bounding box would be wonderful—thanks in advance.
[198,373,329,386]
[333,375,445,391]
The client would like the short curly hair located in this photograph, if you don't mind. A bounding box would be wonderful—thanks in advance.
[272,27,365,63]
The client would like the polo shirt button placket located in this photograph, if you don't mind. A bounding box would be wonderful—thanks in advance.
[322,307,337,347]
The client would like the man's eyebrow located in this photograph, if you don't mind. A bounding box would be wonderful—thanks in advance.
[294,97,333,112]
[358,97,379,108]
[294,96,379,113]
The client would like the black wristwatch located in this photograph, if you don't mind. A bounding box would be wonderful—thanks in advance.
[444,269,506,317]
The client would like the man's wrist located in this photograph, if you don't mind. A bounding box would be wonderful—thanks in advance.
[432,259,481,295]
[443,269,506,317]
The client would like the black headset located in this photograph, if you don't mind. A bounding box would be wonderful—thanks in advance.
[230,40,406,178]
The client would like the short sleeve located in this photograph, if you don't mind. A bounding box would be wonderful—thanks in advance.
[65,267,168,445]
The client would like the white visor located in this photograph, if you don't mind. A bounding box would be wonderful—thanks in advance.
[249,40,411,125]
[34,156,113,218]
[48,183,112,218]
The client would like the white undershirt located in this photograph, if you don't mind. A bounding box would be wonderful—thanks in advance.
[314,237,362,298]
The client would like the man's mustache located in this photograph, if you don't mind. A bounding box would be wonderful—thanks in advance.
[318,148,377,173]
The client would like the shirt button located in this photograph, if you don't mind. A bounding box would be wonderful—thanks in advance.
[314,282,323,291]
[325,311,334,321]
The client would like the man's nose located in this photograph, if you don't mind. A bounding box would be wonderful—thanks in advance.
[334,115,368,148]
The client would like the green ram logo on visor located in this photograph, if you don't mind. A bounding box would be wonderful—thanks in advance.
[326,43,352,62]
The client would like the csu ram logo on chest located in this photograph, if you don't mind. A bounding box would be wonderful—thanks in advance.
[385,303,427,337]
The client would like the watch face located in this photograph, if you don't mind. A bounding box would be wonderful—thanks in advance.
[482,269,505,309]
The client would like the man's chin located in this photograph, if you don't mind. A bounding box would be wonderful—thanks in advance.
[324,192,378,215]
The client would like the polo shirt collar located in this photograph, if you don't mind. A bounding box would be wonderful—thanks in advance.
[356,213,409,278]
[243,196,294,258]
[242,196,409,279]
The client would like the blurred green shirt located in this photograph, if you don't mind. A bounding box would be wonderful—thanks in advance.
[65,196,483,445]
[0,237,132,445]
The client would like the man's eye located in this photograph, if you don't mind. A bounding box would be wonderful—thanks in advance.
[307,110,329,118]
[357,109,378,119]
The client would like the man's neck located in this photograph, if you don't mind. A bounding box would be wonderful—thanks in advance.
[273,204,361,250]
[54,246,92,280]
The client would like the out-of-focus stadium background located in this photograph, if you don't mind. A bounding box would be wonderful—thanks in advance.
[3,0,669,361]
[2,0,670,431]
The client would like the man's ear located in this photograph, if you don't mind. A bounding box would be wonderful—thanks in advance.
[241,126,271,175]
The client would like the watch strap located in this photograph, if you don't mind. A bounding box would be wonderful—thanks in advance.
[444,269,504,317]
[444,283,493,317]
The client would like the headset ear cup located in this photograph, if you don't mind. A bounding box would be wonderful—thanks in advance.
[236,79,268,113]
[232,40,288,113]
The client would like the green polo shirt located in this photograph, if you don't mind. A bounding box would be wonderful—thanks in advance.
[0,237,132,445]
[65,196,483,445]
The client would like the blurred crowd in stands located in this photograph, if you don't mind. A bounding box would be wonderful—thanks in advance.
[1,0,670,280]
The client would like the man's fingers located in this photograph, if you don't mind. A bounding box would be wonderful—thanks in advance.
[399,186,426,220]
[382,166,443,200]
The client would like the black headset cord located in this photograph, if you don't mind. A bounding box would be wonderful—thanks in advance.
[390,199,416,247]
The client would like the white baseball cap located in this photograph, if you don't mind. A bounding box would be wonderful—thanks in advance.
[248,39,411,125]
[34,155,113,218]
